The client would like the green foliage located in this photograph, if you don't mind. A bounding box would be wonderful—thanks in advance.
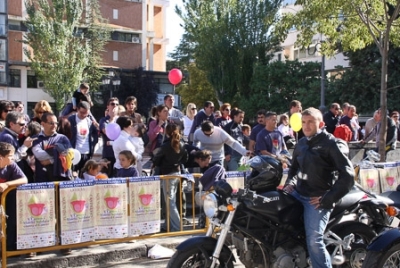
[328,44,400,113]
[176,64,218,111]
[278,0,400,160]
[241,60,321,117]
[82,0,110,93]
[279,0,400,56]
[24,0,107,110]
[173,0,283,103]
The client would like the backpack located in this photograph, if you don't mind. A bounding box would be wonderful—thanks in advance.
[333,124,353,142]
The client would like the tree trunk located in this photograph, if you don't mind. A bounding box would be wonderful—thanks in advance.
[378,33,389,161]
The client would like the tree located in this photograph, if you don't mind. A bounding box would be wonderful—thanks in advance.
[176,64,218,111]
[24,0,101,110]
[82,0,110,93]
[174,0,283,104]
[243,60,321,117]
[279,0,400,160]
[328,44,400,113]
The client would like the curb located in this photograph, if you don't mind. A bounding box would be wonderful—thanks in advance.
[5,235,191,268]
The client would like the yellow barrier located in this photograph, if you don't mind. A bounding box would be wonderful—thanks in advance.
[0,174,206,268]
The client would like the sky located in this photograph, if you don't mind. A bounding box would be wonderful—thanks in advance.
[166,0,184,57]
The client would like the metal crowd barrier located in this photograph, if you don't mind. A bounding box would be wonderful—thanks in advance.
[0,174,206,268]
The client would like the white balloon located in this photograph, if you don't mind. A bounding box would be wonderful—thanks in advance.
[72,149,81,165]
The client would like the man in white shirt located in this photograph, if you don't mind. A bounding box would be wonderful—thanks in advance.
[164,94,184,129]
[68,101,98,172]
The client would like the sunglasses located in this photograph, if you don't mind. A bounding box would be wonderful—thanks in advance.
[191,108,197,110]
[225,109,230,111]
[209,106,215,109]
[334,107,340,110]
[46,122,59,125]
[109,103,119,106]
[203,131,213,136]
[3,110,12,113]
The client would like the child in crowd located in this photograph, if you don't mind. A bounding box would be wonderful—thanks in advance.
[241,124,251,150]
[18,121,41,183]
[79,159,108,180]
[278,114,294,139]
[129,124,145,175]
[0,142,28,250]
[116,150,139,177]
[72,83,93,111]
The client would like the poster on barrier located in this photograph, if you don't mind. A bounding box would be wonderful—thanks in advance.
[129,176,161,236]
[95,178,128,239]
[16,182,56,249]
[359,168,381,194]
[226,172,245,193]
[59,180,95,245]
[378,162,399,192]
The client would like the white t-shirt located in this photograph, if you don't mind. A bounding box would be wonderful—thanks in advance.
[183,116,193,136]
[75,115,90,154]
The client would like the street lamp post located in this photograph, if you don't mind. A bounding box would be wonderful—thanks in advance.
[308,42,326,113]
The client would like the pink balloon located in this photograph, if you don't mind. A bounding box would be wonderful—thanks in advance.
[168,68,183,85]
[105,123,121,140]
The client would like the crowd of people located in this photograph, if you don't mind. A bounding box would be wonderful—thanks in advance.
[0,81,398,261]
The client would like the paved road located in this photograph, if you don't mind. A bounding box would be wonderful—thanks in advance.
[77,251,245,268]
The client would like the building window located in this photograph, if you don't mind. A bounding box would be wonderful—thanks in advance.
[111,32,140,43]
[0,0,4,13]
[0,39,6,61]
[0,15,6,36]
[294,48,310,60]
[27,70,38,88]
[0,62,6,85]
[113,9,118,19]
[8,20,27,32]
[9,69,21,88]
[277,53,282,61]
[113,51,118,61]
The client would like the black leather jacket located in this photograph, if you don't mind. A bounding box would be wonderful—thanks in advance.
[152,139,188,175]
[285,130,354,209]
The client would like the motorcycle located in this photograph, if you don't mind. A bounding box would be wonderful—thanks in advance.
[362,227,400,268]
[167,155,396,268]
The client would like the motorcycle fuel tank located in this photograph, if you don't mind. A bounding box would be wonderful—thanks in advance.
[242,190,304,226]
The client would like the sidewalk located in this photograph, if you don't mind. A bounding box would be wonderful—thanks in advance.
[4,235,192,268]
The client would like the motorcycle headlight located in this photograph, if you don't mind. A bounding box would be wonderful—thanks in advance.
[203,193,219,218]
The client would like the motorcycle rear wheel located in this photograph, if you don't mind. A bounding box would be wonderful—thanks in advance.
[330,222,376,268]
[167,247,234,268]
[362,243,400,268]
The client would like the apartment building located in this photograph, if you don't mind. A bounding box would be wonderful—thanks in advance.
[4,0,169,113]
[273,2,350,72]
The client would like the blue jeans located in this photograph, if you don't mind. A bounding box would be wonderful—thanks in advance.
[291,190,332,268]
[162,173,181,231]
[224,155,242,171]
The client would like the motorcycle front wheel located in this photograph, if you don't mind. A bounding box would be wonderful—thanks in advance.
[362,243,400,268]
[167,246,234,268]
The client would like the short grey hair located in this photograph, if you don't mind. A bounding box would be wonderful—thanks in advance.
[5,111,24,128]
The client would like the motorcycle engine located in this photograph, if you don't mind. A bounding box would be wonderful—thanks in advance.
[272,246,307,268]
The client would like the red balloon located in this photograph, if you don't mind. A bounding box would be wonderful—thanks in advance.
[168,68,183,85]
